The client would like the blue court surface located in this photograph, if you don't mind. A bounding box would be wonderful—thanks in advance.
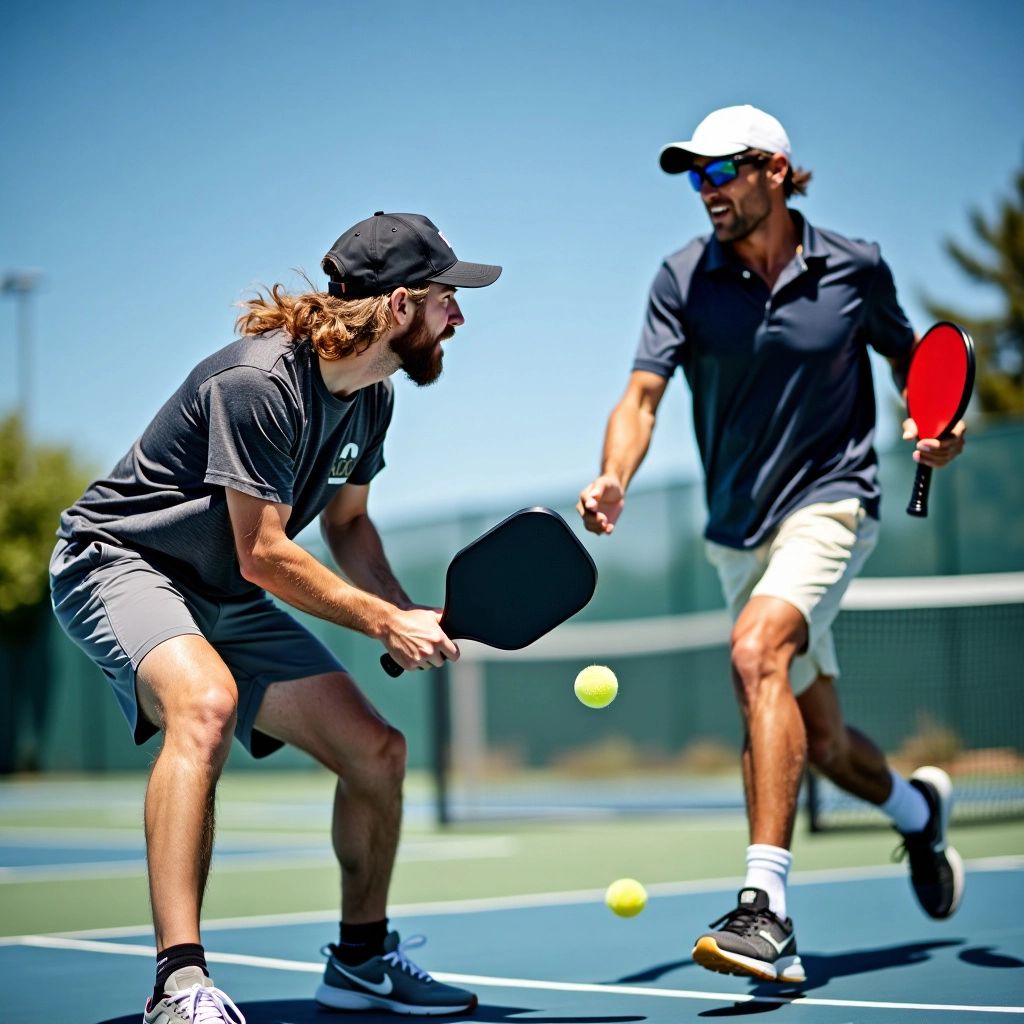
[3,858,1022,1023]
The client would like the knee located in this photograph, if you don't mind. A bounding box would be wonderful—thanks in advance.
[165,680,238,763]
[376,725,408,785]
[344,723,407,794]
[805,725,845,771]
[730,631,788,707]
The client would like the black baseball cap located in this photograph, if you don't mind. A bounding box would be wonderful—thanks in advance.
[322,212,502,299]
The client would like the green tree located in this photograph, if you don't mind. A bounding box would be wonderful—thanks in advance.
[0,413,91,634]
[0,414,92,772]
[923,163,1024,415]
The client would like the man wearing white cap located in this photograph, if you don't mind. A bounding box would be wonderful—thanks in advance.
[578,106,967,983]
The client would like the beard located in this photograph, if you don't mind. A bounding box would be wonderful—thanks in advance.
[709,181,772,243]
[389,306,455,386]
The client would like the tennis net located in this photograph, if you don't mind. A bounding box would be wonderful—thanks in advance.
[433,572,1024,829]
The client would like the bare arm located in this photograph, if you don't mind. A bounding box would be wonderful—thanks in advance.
[319,483,413,608]
[225,487,457,671]
[577,370,669,535]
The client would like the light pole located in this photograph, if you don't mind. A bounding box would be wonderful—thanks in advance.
[1,270,41,436]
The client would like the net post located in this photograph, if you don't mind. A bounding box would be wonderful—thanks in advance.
[430,661,451,827]
[805,769,823,833]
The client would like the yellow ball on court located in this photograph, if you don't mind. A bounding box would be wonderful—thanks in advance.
[574,664,618,708]
[605,878,647,917]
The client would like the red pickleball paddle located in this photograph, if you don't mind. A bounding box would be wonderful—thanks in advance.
[905,322,975,518]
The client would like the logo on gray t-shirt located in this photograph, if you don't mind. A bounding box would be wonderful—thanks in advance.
[329,442,360,484]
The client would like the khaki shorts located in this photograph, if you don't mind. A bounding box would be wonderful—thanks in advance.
[704,498,879,695]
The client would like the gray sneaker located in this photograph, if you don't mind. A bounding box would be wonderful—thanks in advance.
[143,966,246,1024]
[316,931,477,1015]
[692,888,805,983]
[895,765,964,919]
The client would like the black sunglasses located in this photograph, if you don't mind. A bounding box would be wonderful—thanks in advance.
[687,154,769,191]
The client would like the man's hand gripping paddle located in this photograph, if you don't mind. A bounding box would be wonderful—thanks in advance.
[380,506,598,677]
[905,322,974,518]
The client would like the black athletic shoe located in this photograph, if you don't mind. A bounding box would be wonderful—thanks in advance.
[316,931,477,1015]
[692,887,805,983]
[895,766,964,919]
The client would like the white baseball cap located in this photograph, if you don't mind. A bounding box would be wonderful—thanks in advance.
[659,104,791,174]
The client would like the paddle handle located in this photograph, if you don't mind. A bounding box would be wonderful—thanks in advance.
[906,463,933,518]
[380,653,404,677]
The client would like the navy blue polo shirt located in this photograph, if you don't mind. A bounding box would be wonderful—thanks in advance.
[633,212,914,549]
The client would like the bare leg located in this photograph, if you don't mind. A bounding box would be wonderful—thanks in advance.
[136,635,239,950]
[798,675,893,805]
[731,596,808,849]
[331,774,402,920]
[255,673,406,922]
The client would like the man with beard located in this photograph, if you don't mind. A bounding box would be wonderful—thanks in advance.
[577,106,966,984]
[50,212,500,1021]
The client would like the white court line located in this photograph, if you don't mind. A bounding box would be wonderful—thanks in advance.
[0,835,516,884]
[11,936,1024,1016]
[0,852,329,883]
[0,825,326,844]
[2,854,1020,944]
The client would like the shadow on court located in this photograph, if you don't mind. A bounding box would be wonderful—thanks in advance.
[759,937,965,994]
[686,938,1024,1018]
[958,945,1024,969]
[609,958,692,984]
[95,1004,649,1024]
[699,1004,785,1017]
[605,939,971,993]
[594,937,1024,1020]
[75,937,1024,1024]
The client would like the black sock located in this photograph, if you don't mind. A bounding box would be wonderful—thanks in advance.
[336,919,389,965]
[153,943,208,1005]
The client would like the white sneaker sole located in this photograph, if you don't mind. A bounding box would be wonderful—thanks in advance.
[315,982,476,1016]
[692,936,806,983]
[911,765,964,916]
[911,765,953,842]
[945,844,965,915]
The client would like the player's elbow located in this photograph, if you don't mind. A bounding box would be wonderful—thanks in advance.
[235,543,279,587]
[236,555,266,587]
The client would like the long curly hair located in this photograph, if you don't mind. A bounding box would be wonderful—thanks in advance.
[235,276,429,360]
[784,165,813,198]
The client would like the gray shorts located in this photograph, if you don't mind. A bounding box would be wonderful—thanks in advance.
[49,538,345,757]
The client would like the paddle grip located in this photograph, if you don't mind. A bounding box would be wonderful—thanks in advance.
[380,653,405,677]
[906,463,933,518]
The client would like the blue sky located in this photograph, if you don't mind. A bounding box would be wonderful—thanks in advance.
[2,0,1021,526]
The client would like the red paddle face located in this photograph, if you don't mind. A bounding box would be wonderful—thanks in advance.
[906,322,975,440]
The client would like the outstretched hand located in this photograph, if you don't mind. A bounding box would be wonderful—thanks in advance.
[577,474,625,535]
[902,417,967,468]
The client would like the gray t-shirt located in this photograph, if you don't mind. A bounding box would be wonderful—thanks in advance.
[59,330,394,597]
[633,213,915,549]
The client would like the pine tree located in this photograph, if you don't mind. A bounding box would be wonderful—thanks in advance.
[924,163,1024,415]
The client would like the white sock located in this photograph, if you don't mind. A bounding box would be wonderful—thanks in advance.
[745,844,793,919]
[881,769,930,833]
